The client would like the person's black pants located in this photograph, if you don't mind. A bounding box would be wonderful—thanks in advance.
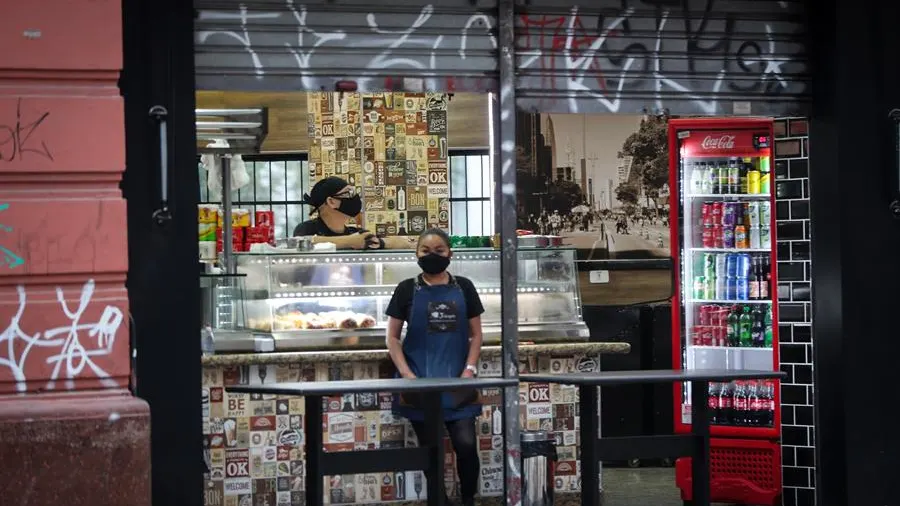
[410,417,479,502]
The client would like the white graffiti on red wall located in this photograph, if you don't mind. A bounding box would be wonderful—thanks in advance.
[0,279,124,392]
[193,0,807,115]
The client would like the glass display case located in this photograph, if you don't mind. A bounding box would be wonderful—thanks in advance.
[233,248,589,350]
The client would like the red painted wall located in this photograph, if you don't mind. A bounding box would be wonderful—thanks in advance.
[0,1,150,503]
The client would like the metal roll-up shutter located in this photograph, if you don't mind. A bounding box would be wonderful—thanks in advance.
[194,0,499,93]
[515,0,810,116]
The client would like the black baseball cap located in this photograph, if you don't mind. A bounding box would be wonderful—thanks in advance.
[301,176,350,208]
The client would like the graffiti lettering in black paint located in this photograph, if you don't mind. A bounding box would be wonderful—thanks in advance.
[0,98,54,163]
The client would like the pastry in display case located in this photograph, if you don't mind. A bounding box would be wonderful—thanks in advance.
[234,247,590,350]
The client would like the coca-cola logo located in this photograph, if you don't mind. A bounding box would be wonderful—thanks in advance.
[700,135,736,150]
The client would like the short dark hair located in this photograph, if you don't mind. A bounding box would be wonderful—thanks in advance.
[417,228,451,249]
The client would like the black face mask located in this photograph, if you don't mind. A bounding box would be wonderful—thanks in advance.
[418,253,450,275]
[334,195,362,217]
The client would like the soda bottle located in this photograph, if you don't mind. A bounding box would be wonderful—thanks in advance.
[708,383,721,424]
[738,306,753,347]
[748,257,761,300]
[717,161,729,195]
[727,158,741,194]
[759,156,771,194]
[726,305,740,347]
[760,256,771,300]
[751,305,765,347]
[747,382,761,426]
[718,382,733,424]
[706,162,718,194]
[690,162,704,194]
[764,306,773,347]
[759,381,774,426]
[732,381,748,425]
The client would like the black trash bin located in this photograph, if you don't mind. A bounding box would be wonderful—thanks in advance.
[521,431,558,506]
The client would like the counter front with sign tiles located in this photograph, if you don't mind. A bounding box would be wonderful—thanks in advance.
[200,342,629,506]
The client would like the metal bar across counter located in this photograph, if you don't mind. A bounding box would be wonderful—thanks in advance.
[520,369,786,506]
[227,378,518,506]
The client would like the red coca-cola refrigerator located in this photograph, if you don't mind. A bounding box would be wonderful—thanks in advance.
[667,118,783,505]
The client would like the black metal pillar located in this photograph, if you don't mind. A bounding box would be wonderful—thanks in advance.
[496,1,521,505]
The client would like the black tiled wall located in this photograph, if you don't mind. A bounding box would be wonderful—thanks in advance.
[774,118,815,506]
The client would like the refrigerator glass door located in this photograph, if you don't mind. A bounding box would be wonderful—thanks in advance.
[676,128,777,429]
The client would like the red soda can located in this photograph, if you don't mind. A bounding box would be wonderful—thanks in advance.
[702,227,714,248]
[701,202,712,220]
[711,202,723,225]
[698,305,711,326]
[692,326,703,346]
[712,225,723,248]
[713,326,727,347]
[700,326,714,346]
[709,307,721,327]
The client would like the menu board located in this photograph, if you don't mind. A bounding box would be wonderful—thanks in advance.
[308,92,450,236]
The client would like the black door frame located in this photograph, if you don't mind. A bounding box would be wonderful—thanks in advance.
[121,0,202,504]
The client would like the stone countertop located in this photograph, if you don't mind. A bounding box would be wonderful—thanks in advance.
[202,342,630,367]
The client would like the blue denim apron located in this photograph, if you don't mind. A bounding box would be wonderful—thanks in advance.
[393,276,482,422]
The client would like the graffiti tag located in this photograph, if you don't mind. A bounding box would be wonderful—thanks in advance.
[0,98,54,162]
[0,203,23,269]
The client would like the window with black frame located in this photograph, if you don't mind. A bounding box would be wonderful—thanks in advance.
[449,150,494,236]
[198,154,310,239]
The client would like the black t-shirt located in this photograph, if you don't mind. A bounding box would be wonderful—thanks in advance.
[385,274,485,322]
[293,218,365,237]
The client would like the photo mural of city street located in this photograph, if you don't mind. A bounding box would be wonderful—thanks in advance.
[515,111,671,260]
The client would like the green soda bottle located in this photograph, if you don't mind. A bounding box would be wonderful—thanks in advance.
[738,306,753,347]
[764,306,773,347]
[726,305,740,347]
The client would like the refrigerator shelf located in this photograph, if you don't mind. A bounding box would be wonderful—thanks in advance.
[687,299,772,305]
[689,247,770,254]
[689,345,773,352]
[686,193,770,199]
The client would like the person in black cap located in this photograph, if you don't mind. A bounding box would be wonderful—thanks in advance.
[294,176,415,250]
[293,176,379,250]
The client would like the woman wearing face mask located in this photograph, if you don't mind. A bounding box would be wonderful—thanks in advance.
[294,176,416,250]
[385,228,483,506]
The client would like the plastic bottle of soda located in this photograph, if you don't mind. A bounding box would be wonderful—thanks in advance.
[708,382,721,424]
[759,381,775,426]
[726,305,740,347]
[764,306,773,347]
[738,306,753,347]
[732,381,748,425]
[718,381,733,424]
[747,381,761,426]
[751,305,765,347]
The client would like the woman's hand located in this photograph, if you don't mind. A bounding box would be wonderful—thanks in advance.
[461,368,475,378]
[402,371,418,379]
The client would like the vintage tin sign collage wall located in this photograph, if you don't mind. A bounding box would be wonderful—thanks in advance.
[201,353,600,506]
[306,91,450,237]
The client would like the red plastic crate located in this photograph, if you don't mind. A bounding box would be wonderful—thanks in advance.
[675,438,782,505]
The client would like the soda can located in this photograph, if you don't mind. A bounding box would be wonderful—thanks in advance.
[699,305,712,326]
[702,227,715,248]
[725,253,738,279]
[701,202,713,220]
[712,225,723,248]
[711,202,723,223]
[703,253,717,279]
[701,326,714,346]
[723,227,735,248]
[747,202,760,228]
[759,201,771,226]
[692,326,703,346]
[713,325,727,347]
[738,253,752,278]
[693,276,706,299]
[721,202,736,227]
[760,226,772,249]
